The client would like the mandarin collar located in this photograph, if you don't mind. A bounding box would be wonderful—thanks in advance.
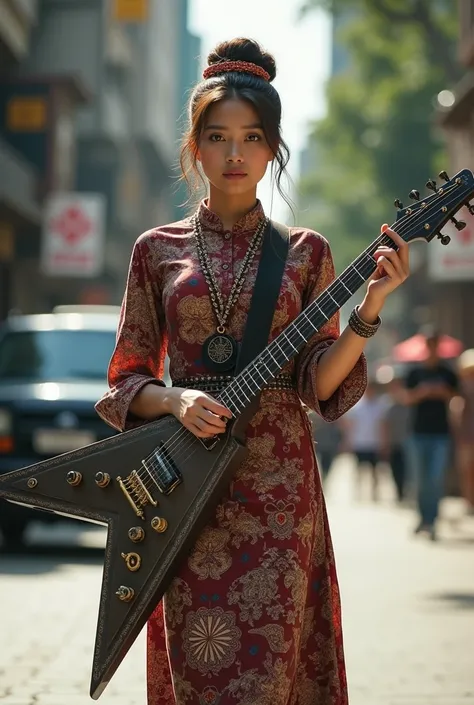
[197,199,265,235]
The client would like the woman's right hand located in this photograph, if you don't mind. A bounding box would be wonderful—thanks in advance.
[168,388,233,438]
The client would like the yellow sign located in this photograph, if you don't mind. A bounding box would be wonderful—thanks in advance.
[6,96,47,131]
[113,0,148,22]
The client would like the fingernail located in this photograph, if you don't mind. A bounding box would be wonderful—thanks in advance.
[381,223,388,233]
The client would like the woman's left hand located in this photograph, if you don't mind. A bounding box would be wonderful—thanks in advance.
[366,223,410,305]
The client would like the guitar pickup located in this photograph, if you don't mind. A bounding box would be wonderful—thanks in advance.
[142,442,182,495]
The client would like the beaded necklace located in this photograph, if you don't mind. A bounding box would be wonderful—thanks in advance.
[192,213,268,372]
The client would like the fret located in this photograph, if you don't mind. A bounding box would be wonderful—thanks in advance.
[338,278,353,296]
[256,357,273,378]
[349,262,368,284]
[267,349,280,367]
[291,325,308,345]
[274,337,292,358]
[314,303,328,321]
[326,290,340,307]
[234,379,251,403]
[282,331,298,352]
[302,312,316,332]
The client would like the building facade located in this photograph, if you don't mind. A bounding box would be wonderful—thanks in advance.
[0,0,200,316]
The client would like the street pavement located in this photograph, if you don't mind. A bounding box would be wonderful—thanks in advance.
[1,454,474,705]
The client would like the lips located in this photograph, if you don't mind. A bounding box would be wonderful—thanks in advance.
[223,172,247,179]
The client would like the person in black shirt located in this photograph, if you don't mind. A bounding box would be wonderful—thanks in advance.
[405,328,459,540]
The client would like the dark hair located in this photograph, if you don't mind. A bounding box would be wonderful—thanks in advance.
[179,38,291,209]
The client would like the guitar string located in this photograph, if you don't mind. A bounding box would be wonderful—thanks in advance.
[131,183,463,494]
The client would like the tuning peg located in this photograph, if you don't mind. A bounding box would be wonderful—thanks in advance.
[438,233,451,246]
[409,189,420,201]
[450,217,466,231]
[394,198,404,209]
[439,170,450,182]
[426,179,437,192]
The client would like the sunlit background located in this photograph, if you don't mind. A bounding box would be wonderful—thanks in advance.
[1,4,474,705]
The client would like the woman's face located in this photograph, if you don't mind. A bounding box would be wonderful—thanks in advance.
[197,98,274,197]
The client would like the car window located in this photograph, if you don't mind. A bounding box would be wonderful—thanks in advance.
[0,330,116,381]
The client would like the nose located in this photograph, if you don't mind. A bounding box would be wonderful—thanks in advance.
[226,141,244,163]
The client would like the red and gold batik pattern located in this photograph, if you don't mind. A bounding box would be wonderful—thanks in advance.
[96,200,367,705]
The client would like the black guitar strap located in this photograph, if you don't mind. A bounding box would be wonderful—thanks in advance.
[232,219,290,436]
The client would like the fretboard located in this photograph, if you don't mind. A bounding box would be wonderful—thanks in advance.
[218,232,392,416]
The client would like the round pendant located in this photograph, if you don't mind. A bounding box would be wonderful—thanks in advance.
[202,333,238,372]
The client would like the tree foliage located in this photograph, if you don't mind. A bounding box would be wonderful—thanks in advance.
[297,0,458,275]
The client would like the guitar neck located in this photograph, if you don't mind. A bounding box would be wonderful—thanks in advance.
[218,233,388,416]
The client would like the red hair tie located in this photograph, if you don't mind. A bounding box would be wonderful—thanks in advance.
[203,60,271,82]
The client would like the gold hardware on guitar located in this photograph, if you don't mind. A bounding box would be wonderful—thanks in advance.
[117,470,158,518]
[115,586,135,602]
[121,552,141,572]
[95,471,111,488]
[27,478,37,488]
[128,526,145,543]
[151,516,168,533]
[66,471,82,487]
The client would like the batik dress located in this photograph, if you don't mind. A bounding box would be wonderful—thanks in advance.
[95,199,367,705]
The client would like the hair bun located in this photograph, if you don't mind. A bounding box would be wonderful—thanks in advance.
[207,38,277,82]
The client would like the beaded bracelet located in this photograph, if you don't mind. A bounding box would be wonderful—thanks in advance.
[348,305,382,338]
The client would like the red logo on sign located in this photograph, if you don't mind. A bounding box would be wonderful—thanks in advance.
[51,206,92,245]
[458,226,474,245]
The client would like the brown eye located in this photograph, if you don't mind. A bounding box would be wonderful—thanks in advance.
[209,134,224,142]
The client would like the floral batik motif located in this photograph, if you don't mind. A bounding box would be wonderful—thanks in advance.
[96,200,367,705]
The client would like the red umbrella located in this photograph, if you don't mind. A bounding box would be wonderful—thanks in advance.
[393,334,464,362]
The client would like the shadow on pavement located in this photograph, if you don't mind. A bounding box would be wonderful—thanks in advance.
[425,591,474,610]
[0,544,105,574]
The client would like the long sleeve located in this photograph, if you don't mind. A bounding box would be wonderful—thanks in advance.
[95,234,167,432]
[295,233,367,421]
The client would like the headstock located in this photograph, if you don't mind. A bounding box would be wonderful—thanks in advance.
[393,169,474,246]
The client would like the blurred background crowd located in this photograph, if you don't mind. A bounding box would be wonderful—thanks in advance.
[0,0,473,545]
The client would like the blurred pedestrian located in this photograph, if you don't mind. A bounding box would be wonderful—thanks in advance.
[381,373,410,502]
[455,349,474,515]
[404,327,459,540]
[341,381,389,501]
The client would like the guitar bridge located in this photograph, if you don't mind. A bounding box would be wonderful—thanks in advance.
[117,470,158,518]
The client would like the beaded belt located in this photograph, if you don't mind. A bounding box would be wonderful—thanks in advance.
[171,374,296,394]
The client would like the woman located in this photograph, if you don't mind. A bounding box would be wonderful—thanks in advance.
[96,38,410,705]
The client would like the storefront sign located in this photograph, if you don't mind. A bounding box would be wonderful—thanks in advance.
[41,193,106,278]
[428,206,474,281]
[6,96,47,131]
[112,0,148,22]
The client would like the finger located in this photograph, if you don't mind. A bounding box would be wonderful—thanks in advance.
[187,422,215,439]
[382,225,409,265]
[375,250,406,278]
[194,415,226,435]
[200,394,233,418]
[375,256,399,280]
[199,408,227,430]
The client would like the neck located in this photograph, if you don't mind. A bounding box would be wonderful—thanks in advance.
[207,186,258,231]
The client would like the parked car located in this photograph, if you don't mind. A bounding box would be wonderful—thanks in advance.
[0,305,122,548]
